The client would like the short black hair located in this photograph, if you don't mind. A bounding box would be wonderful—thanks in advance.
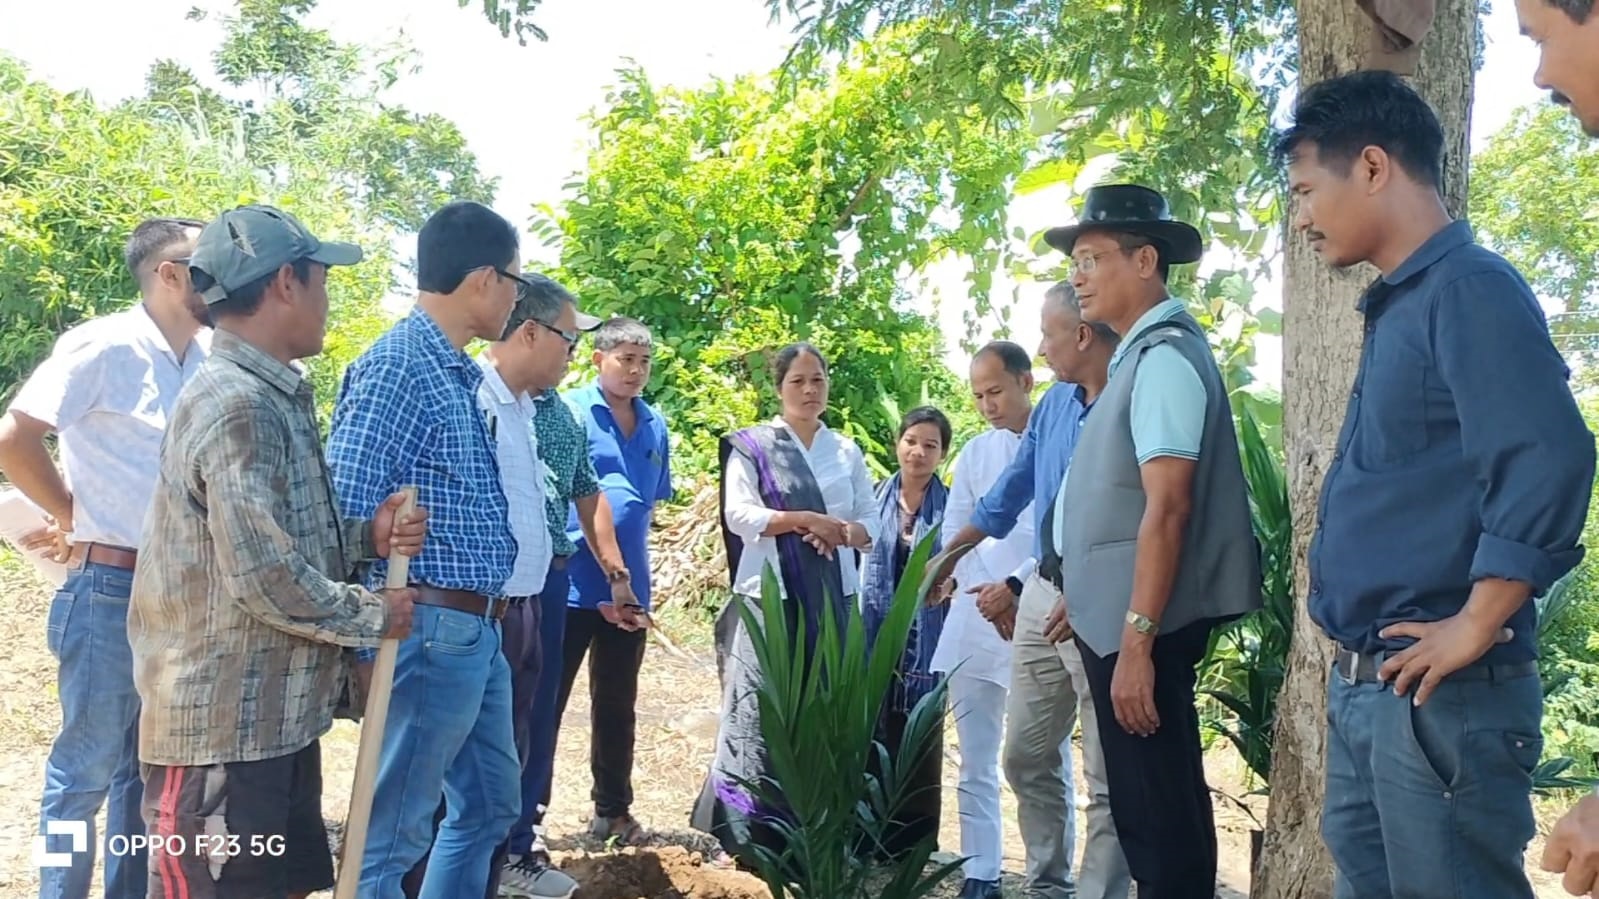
[594,316,654,352]
[501,272,575,341]
[416,201,519,295]
[205,259,313,321]
[975,340,1032,377]
[1548,0,1592,23]
[1273,70,1445,192]
[774,341,827,383]
[126,217,205,284]
[899,405,952,452]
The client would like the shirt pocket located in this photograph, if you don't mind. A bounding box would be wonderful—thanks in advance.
[1358,339,1431,465]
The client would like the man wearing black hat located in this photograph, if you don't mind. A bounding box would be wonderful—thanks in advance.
[1041,184,1262,899]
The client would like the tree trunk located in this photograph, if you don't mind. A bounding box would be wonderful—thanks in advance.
[1254,3,1479,898]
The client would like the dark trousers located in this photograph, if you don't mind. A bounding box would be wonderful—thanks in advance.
[401,598,541,899]
[549,606,648,819]
[1076,620,1217,899]
[509,562,572,856]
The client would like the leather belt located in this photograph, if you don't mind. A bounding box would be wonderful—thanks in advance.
[1333,646,1538,685]
[69,542,138,571]
[413,586,508,620]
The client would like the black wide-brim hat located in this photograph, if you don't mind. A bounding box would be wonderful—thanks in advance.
[1042,183,1204,265]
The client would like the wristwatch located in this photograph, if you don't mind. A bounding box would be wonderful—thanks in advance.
[1004,576,1024,598]
[1126,609,1159,635]
[606,567,631,585]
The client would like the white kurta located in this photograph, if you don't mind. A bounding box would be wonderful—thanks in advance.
[723,419,877,599]
[930,426,1035,687]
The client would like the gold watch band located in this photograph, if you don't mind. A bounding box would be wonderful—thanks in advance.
[1126,610,1159,635]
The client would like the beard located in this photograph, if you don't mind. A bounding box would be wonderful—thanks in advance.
[184,293,213,328]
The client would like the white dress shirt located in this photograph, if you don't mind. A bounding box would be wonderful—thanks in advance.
[7,303,209,548]
[476,360,551,598]
[931,426,1034,687]
[723,418,877,599]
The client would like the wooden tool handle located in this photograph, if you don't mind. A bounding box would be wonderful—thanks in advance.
[334,485,416,898]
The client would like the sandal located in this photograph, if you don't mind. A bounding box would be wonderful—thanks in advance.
[589,813,652,847]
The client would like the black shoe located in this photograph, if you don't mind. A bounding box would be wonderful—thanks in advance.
[958,878,1002,899]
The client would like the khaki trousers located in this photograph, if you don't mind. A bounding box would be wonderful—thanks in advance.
[1002,573,1131,899]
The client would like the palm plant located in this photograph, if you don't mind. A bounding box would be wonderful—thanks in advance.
[1198,405,1293,791]
[732,531,963,898]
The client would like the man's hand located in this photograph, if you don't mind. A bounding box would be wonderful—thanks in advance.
[990,606,1016,641]
[20,514,72,563]
[599,601,649,632]
[1377,614,1515,706]
[373,492,428,559]
[1111,644,1159,737]
[973,581,1016,621]
[379,587,417,640]
[1043,597,1072,643]
[927,577,957,608]
[1543,792,1599,896]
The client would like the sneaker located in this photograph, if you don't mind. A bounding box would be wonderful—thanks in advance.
[498,854,578,899]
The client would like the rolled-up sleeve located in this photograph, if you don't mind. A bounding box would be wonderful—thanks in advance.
[723,453,775,540]
[1435,272,1596,592]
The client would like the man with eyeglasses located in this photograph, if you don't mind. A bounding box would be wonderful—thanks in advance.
[327,200,528,897]
[0,217,211,899]
[497,278,642,897]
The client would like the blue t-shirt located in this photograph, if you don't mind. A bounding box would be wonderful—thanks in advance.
[563,381,674,610]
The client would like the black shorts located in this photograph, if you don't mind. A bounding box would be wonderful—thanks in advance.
[141,741,334,898]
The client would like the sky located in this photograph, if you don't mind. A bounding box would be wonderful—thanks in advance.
[1,0,1554,389]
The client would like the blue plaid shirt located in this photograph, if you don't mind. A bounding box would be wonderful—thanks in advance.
[327,307,517,618]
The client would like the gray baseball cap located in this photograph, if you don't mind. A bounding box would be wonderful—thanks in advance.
[186,205,364,305]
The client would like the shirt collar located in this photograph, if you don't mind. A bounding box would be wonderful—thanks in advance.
[409,306,477,373]
[1360,221,1474,312]
[583,381,651,421]
[477,357,524,407]
[1108,297,1186,373]
[131,301,209,364]
[211,329,309,398]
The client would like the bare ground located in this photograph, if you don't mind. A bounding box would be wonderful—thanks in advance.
[0,561,1578,898]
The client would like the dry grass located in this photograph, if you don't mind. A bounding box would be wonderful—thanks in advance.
[0,549,1582,898]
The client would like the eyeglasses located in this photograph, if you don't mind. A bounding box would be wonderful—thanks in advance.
[1070,242,1153,277]
[531,320,580,357]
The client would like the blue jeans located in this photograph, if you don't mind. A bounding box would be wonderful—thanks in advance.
[1323,660,1543,899]
[359,603,521,899]
[38,561,144,899]
[507,562,570,857]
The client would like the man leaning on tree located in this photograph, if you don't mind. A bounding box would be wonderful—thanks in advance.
[1280,71,1595,898]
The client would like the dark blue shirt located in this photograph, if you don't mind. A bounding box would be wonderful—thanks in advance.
[970,381,1090,561]
[564,382,674,611]
[1308,221,1595,664]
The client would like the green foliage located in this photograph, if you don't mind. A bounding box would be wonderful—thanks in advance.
[537,34,1032,474]
[1,1,495,421]
[1198,405,1292,791]
[452,0,548,44]
[1470,103,1599,383]
[736,532,961,897]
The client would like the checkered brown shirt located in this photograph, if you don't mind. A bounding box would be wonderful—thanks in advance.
[130,330,388,766]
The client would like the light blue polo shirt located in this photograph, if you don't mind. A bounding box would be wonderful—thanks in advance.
[1051,297,1209,544]
[563,381,674,611]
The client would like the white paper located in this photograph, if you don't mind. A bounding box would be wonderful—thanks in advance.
[0,488,69,587]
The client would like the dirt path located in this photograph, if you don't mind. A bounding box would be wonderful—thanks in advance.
[0,563,1577,897]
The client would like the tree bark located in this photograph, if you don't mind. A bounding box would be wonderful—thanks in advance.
[1254,3,1479,898]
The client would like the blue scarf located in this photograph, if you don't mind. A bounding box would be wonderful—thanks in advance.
[861,471,948,712]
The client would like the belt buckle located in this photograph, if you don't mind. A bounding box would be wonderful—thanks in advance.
[1336,648,1360,686]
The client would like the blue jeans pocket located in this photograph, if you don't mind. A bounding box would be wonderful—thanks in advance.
[45,589,74,660]
[424,609,487,660]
